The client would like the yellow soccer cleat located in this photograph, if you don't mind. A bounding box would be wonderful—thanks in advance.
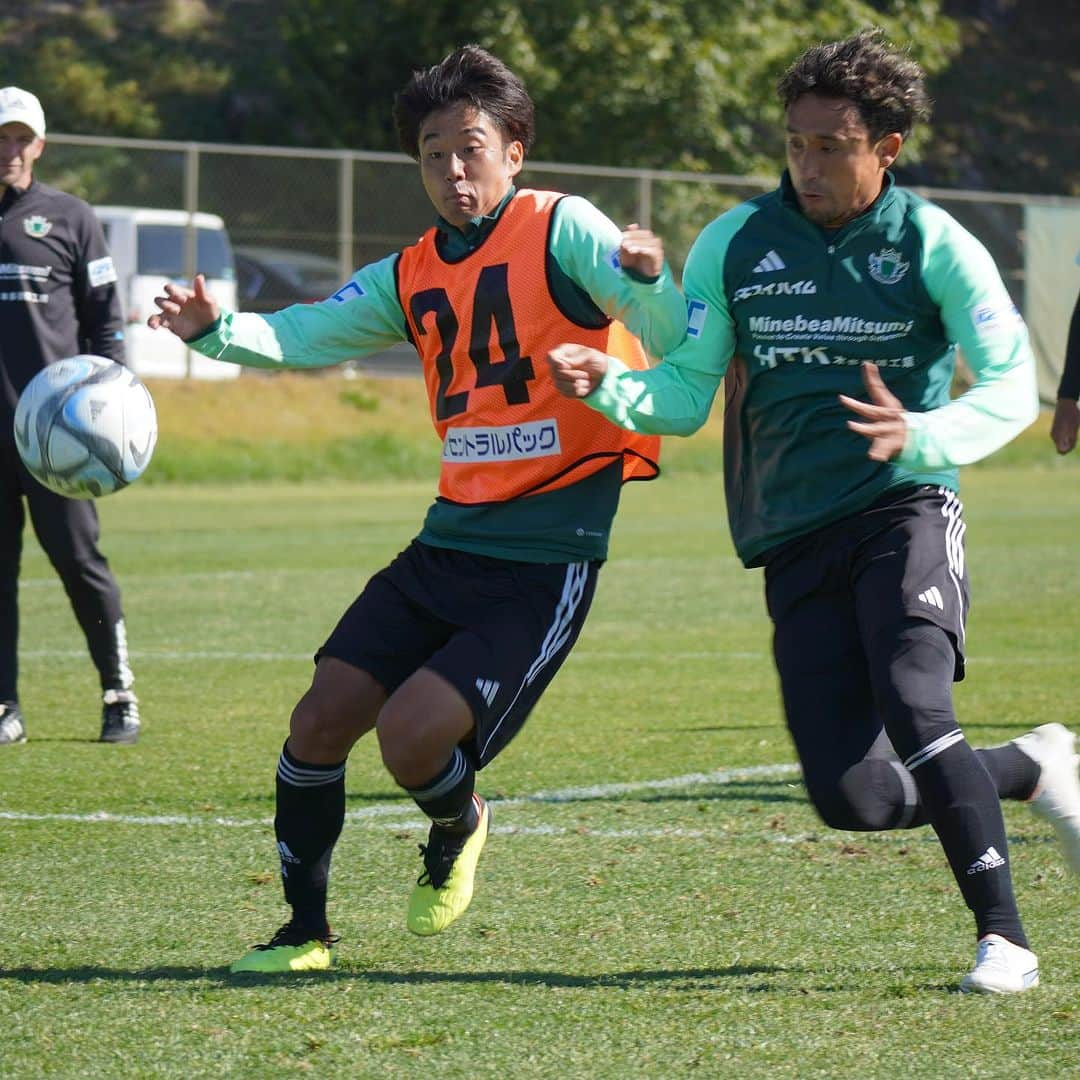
[229,919,337,974]
[407,796,491,936]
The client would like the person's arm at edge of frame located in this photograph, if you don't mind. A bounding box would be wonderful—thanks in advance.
[1050,288,1080,454]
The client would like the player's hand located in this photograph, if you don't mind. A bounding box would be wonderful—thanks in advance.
[547,343,610,398]
[839,362,908,462]
[1050,397,1079,454]
[147,273,220,340]
[618,223,664,280]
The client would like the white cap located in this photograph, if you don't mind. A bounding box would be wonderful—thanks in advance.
[0,87,46,138]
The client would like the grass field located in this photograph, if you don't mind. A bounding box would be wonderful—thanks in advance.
[0,380,1078,1078]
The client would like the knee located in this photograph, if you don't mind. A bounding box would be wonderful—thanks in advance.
[288,692,362,763]
[807,782,868,831]
[375,707,427,782]
[375,672,475,787]
[806,762,897,832]
[376,704,464,789]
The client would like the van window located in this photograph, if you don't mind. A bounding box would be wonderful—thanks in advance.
[136,225,236,281]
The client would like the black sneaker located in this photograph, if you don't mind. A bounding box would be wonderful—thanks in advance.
[100,690,140,744]
[0,701,26,745]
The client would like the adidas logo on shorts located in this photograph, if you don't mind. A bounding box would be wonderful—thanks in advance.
[917,586,945,610]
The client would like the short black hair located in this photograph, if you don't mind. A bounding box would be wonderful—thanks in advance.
[777,29,931,142]
[393,44,536,160]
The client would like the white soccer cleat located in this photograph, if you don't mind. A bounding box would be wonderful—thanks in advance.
[960,934,1039,994]
[1012,723,1080,872]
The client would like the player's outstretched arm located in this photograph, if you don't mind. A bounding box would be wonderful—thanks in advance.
[147,273,221,340]
[548,343,611,398]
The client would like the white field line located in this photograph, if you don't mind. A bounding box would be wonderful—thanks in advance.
[0,763,801,833]
[18,647,1067,665]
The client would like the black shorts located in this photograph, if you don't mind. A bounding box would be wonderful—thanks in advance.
[764,485,970,680]
[318,539,600,768]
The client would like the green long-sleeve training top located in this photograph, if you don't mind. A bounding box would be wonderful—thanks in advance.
[585,172,1038,566]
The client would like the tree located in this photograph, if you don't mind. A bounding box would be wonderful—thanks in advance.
[0,1,231,140]
[232,0,959,177]
[14,1,1075,197]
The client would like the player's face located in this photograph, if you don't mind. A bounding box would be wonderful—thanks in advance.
[0,122,44,190]
[418,103,523,228]
[785,94,901,229]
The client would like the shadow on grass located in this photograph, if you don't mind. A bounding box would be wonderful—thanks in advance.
[0,963,793,991]
[631,781,805,807]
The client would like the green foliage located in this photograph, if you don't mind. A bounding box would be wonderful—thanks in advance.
[918,0,1080,194]
[10,3,1075,195]
[3,0,958,181]
[255,0,959,174]
[0,0,230,140]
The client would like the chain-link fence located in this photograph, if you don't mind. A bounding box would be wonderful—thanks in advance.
[44,133,1080,390]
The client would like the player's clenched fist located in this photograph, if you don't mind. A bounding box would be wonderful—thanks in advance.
[547,343,611,398]
[618,223,665,280]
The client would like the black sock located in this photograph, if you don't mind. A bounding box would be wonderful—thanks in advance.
[406,747,479,834]
[274,741,346,931]
[977,743,1041,802]
[908,740,1028,947]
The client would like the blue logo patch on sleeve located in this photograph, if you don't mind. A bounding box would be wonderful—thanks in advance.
[971,301,1022,339]
[331,281,365,304]
[687,299,709,338]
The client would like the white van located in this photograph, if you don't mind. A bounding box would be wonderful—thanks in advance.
[94,206,240,380]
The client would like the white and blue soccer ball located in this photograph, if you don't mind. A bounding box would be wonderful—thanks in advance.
[13,355,158,499]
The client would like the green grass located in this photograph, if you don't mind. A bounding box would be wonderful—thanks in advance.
[0,419,1078,1077]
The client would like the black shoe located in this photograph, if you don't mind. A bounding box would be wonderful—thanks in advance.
[0,701,26,745]
[100,690,140,744]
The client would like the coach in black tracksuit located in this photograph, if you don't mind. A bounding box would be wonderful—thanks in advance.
[0,85,140,745]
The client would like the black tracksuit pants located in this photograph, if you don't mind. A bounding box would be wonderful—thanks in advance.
[0,440,131,702]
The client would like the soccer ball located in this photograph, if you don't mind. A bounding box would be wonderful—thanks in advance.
[13,355,158,499]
